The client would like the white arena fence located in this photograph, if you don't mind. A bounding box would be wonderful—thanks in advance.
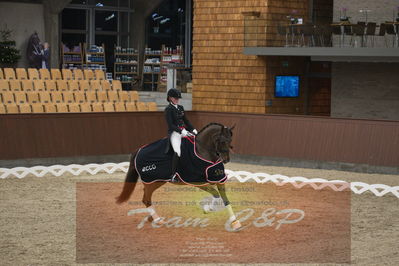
[0,163,398,199]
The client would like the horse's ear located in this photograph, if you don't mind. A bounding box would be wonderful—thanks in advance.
[229,124,236,131]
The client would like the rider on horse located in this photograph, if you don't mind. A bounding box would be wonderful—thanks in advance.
[164,88,197,179]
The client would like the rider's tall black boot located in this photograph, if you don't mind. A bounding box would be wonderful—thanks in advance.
[171,152,179,182]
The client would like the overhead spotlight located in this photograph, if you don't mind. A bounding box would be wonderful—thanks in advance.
[153,15,164,21]
[96,2,103,7]
[160,18,170,24]
[105,13,115,21]
[178,8,184,12]
[152,13,158,19]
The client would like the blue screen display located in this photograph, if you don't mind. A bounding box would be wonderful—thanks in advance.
[275,76,300,97]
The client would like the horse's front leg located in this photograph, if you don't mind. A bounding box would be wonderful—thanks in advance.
[217,183,242,230]
[198,185,223,213]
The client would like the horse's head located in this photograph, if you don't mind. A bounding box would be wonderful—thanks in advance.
[212,125,234,163]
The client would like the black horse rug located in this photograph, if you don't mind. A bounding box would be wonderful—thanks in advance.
[134,137,227,186]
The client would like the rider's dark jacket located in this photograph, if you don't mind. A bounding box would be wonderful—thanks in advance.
[164,103,194,135]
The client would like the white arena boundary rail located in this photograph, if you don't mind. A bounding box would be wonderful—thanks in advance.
[0,163,398,199]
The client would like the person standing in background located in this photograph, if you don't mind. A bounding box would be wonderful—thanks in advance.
[41,42,50,69]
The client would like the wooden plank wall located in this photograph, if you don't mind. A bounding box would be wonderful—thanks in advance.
[192,0,267,114]
[1,112,398,168]
[192,0,311,115]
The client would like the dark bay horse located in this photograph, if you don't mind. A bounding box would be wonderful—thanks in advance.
[116,122,242,229]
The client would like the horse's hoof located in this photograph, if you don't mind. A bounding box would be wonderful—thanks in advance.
[231,220,242,231]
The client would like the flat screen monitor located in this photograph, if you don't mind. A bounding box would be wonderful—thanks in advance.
[275,75,300,97]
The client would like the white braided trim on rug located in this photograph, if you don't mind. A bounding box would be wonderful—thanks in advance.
[0,163,398,198]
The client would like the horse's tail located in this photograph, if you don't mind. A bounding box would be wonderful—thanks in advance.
[116,152,139,204]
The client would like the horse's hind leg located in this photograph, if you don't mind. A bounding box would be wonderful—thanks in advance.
[142,182,167,222]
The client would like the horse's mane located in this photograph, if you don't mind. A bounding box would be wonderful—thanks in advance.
[198,122,225,135]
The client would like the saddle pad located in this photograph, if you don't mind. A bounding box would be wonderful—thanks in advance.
[135,138,173,183]
[135,137,227,185]
[177,137,227,185]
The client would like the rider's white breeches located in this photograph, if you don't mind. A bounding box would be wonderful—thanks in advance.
[170,131,182,157]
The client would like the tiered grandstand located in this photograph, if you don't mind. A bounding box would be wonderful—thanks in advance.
[0,68,158,113]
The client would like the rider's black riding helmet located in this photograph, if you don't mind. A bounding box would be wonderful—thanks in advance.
[167,88,182,101]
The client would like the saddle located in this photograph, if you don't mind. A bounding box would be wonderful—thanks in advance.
[135,137,227,185]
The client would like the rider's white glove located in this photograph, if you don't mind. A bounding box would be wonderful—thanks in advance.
[181,129,189,137]
[192,129,198,135]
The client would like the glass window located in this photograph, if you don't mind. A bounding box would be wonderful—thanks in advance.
[95,10,118,31]
[95,34,117,71]
[120,34,129,47]
[119,12,129,33]
[90,0,118,7]
[62,9,87,30]
[70,0,88,4]
[62,33,86,47]
[119,0,129,7]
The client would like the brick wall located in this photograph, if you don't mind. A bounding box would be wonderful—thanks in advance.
[192,0,310,114]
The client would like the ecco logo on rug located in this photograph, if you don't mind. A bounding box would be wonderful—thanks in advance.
[142,164,156,172]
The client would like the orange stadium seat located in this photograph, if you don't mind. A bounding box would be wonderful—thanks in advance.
[147,102,158,111]
[73,69,84,80]
[79,103,92,112]
[56,103,68,113]
[103,102,115,112]
[85,91,97,102]
[114,102,126,112]
[0,68,4,79]
[44,80,57,91]
[73,91,85,103]
[51,91,64,103]
[38,91,51,103]
[14,91,27,103]
[62,69,73,80]
[56,80,68,91]
[42,103,55,113]
[97,91,108,102]
[50,69,62,80]
[33,80,45,91]
[112,80,122,90]
[26,91,40,103]
[101,80,111,90]
[21,80,34,91]
[1,91,14,103]
[9,80,22,91]
[19,103,32,113]
[107,91,119,102]
[4,68,16,79]
[15,68,28,80]
[118,91,129,102]
[84,69,94,80]
[92,102,103,112]
[68,103,80,112]
[39,68,51,80]
[125,102,137,111]
[129,91,139,101]
[63,91,74,103]
[78,80,90,91]
[51,91,63,103]
[0,80,10,91]
[136,102,148,111]
[0,103,6,113]
[90,80,102,90]
[6,103,19,113]
[68,80,79,91]
[94,69,105,80]
[27,68,40,80]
